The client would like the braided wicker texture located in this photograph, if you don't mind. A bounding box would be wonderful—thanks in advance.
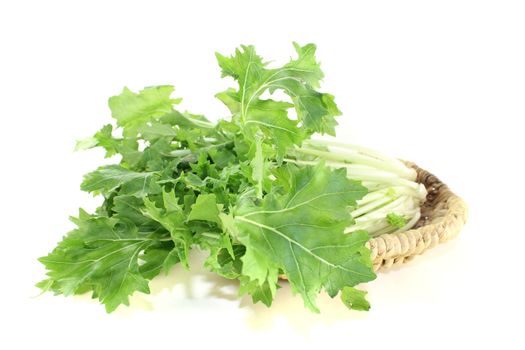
[367,162,468,271]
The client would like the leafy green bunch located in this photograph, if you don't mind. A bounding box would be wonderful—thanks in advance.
[37,43,376,313]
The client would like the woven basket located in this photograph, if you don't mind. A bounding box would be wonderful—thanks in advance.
[367,161,468,271]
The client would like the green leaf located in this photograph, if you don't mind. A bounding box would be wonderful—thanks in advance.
[37,210,173,313]
[341,286,371,311]
[142,190,192,268]
[112,195,152,226]
[162,110,214,129]
[240,246,271,284]
[188,194,222,225]
[81,165,160,197]
[137,122,177,140]
[74,136,99,151]
[108,85,180,130]
[229,163,374,312]
[139,246,180,278]
[236,246,280,307]
[238,272,279,307]
[78,124,123,158]
[216,43,341,158]
[199,232,245,280]
[387,212,407,229]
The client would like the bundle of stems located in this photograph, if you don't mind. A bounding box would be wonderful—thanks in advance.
[286,139,428,237]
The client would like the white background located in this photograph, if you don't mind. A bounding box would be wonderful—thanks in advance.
[1,0,524,349]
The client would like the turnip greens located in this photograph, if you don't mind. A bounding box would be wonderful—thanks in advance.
[37,43,426,313]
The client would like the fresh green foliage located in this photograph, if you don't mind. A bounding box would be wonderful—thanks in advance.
[227,163,373,312]
[387,213,408,229]
[38,43,380,313]
[37,209,175,313]
[215,43,340,160]
[341,286,371,311]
